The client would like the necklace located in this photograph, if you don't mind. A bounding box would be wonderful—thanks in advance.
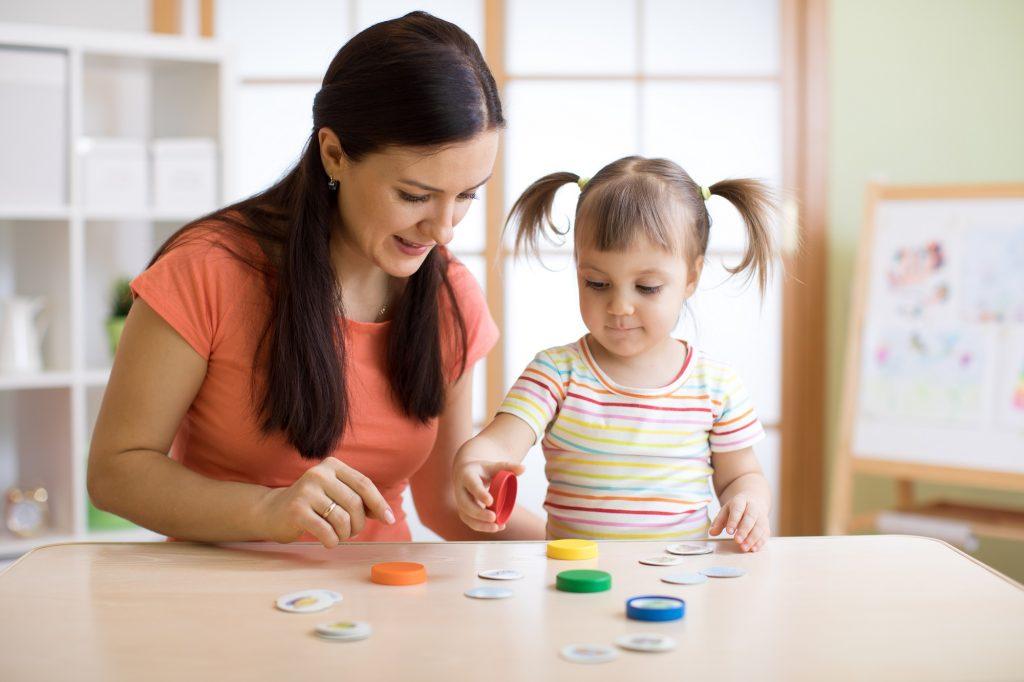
[335,280,391,322]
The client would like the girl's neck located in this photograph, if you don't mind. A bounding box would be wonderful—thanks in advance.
[585,334,689,389]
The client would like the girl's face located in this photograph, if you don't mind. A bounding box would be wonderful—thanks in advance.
[321,129,499,278]
[576,236,702,360]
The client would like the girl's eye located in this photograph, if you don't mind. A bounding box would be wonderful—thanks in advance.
[637,285,662,295]
[399,191,430,203]
[457,192,478,202]
[585,280,609,291]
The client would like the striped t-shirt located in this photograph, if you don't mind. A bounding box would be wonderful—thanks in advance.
[498,336,765,540]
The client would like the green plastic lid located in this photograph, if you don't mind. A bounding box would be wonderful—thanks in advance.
[556,569,612,593]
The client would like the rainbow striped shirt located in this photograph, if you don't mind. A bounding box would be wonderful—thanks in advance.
[498,337,765,540]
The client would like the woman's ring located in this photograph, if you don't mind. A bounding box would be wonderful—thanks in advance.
[321,501,338,518]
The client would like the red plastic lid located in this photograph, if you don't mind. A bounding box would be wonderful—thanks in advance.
[487,470,518,525]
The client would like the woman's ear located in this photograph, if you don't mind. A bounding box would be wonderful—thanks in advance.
[685,255,704,298]
[317,127,347,182]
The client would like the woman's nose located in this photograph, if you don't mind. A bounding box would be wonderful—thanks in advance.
[420,202,455,246]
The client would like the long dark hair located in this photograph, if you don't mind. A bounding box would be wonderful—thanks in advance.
[149,12,504,459]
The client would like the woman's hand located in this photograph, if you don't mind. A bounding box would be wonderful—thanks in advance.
[452,457,524,533]
[256,457,395,548]
[709,492,770,552]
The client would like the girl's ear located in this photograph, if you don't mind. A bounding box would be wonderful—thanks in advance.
[685,254,704,298]
[317,126,349,181]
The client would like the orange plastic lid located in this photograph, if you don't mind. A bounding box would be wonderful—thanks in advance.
[371,561,427,586]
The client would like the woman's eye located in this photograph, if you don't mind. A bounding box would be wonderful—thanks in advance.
[637,285,662,295]
[585,280,609,291]
[457,192,478,201]
[399,191,429,203]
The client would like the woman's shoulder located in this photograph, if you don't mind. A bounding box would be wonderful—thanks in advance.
[148,213,270,286]
[160,213,266,263]
[441,250,481,293]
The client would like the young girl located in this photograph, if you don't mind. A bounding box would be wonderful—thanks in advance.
[452,155,775,552]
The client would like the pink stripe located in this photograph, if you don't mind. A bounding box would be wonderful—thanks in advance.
[511,384,557,409]
[711,433,763,448]
[562,403,710,426]
[546,509,705,529]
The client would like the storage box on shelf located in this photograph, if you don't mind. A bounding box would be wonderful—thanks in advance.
[0,47,66,208]
[0,23,231,557]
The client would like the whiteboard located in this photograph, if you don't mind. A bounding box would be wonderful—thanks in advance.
[850,191,1024,473]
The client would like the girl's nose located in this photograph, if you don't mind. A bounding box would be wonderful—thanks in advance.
[608,293,634,317]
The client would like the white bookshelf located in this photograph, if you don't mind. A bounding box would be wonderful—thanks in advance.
[0,24,233,557]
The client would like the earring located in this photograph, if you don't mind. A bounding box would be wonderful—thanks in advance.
[327,176,339,190]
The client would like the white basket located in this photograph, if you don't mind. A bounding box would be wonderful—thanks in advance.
[152,137,218,211]
[79,137,148,210]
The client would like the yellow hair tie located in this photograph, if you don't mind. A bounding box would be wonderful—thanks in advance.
[700,185,711,201]
[577,176,590,191]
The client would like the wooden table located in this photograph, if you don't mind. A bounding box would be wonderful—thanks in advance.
[1,536,1022,681]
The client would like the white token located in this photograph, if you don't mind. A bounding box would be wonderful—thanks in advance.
[665,542,715,556]
[661,572,708,585]
[275,589,335,613]
[701,566,746,578]
[315,620,372,642]
[560,644,619,664]
[638,555,686,567]
[316,590,343,603]
[615,633,677,653]
[478,569,524,581]
[464,586,514,599]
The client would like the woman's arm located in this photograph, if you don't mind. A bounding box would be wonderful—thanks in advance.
[87,299,394,546]
[409,370,545,540]
[709,447,772,552]
[87,298,270,540]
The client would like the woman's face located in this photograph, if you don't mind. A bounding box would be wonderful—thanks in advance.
[322,129,499,278]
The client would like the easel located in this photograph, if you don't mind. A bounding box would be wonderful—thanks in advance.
[827,183,1024,543]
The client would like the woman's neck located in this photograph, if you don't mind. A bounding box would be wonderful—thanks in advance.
[329,229,393,322]
[586,335,688,389]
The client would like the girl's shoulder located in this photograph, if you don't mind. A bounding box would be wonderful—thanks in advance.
[528,338,590,374]
[685,347,745,390]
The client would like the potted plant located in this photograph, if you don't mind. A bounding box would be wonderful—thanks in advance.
[106,277,133,357]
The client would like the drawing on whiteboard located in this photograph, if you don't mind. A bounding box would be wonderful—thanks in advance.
[882,239,952,320]
[997,328,1024,430]
[961,225,1024,323]
[861,325,990,423]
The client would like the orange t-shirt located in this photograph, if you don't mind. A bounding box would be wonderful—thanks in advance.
[131,226,498,541]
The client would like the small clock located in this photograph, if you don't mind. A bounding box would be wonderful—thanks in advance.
[5,486,49,538]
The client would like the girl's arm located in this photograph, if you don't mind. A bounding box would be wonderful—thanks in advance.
[410,371,544,539]
[87,299,394,546]
[709,447,772,552]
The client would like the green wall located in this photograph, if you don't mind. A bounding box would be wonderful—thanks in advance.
[828,0,1024,580]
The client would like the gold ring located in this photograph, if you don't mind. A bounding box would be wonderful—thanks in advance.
[321,501,338,518]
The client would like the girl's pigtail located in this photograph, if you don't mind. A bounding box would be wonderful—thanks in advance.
[707,179,778,294]
[504,172,581,260]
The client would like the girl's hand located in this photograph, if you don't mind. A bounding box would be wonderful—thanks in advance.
[709,493,770,552]
[452,459,524,533]
[255,457,395,548]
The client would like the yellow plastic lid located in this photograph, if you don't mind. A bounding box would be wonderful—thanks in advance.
[546,539,598,561]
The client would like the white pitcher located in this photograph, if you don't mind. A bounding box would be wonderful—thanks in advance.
[0,296,48,374]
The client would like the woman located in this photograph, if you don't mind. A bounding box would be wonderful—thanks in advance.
[87,12,544,546]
